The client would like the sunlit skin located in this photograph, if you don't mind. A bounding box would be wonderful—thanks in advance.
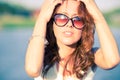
[53,1,82,59]
[25,0,120,79]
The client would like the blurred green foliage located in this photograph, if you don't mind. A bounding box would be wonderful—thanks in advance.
[0,1,120,29]
[0,14,35,29]
[104,8,120,27]
[0,2,32,16]
[0,2,35,29]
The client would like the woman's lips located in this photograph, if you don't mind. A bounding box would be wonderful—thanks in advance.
[63,31,73,37]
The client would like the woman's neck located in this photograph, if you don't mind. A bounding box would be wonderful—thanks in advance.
[57,42,77,74]
[58,44,76,59]
[57,43,76,71]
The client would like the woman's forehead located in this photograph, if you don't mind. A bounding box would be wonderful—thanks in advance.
[56,1,80,14]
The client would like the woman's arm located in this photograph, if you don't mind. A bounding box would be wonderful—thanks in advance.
[25,18,47,77]
[25,0,62,77]
[81,0,119,69]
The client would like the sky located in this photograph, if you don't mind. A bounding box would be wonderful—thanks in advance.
[2,0,120,12]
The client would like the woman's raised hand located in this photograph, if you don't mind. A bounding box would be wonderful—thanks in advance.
[39,0,62,22]
[80,0,97,12]
[80,0,102,23]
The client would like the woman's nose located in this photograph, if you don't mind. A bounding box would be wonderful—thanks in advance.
[66,19,73,28]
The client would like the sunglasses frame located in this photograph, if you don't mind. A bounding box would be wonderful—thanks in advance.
[53,13,85,30]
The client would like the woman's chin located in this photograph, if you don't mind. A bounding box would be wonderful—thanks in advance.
[62,40,77,47]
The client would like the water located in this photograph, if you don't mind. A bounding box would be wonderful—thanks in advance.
[93,28,120,80]
[0,27,120,80]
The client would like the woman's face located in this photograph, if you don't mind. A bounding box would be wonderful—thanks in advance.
[53,1,83,47]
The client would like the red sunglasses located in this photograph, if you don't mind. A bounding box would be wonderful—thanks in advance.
[54,13,85,30]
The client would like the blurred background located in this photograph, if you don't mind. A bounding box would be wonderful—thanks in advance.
[0,0,120,80]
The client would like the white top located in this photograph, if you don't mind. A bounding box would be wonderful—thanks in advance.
[34,63,94,80]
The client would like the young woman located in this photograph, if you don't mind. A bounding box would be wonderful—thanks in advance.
[25,0,120,80]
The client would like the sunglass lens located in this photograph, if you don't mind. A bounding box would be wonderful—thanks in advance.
[54,14,68,26]
[73,17,84,29]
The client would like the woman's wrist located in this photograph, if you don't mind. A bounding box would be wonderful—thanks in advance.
[29,34,45,42]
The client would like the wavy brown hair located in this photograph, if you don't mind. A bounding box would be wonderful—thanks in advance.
[43,1,95,79]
